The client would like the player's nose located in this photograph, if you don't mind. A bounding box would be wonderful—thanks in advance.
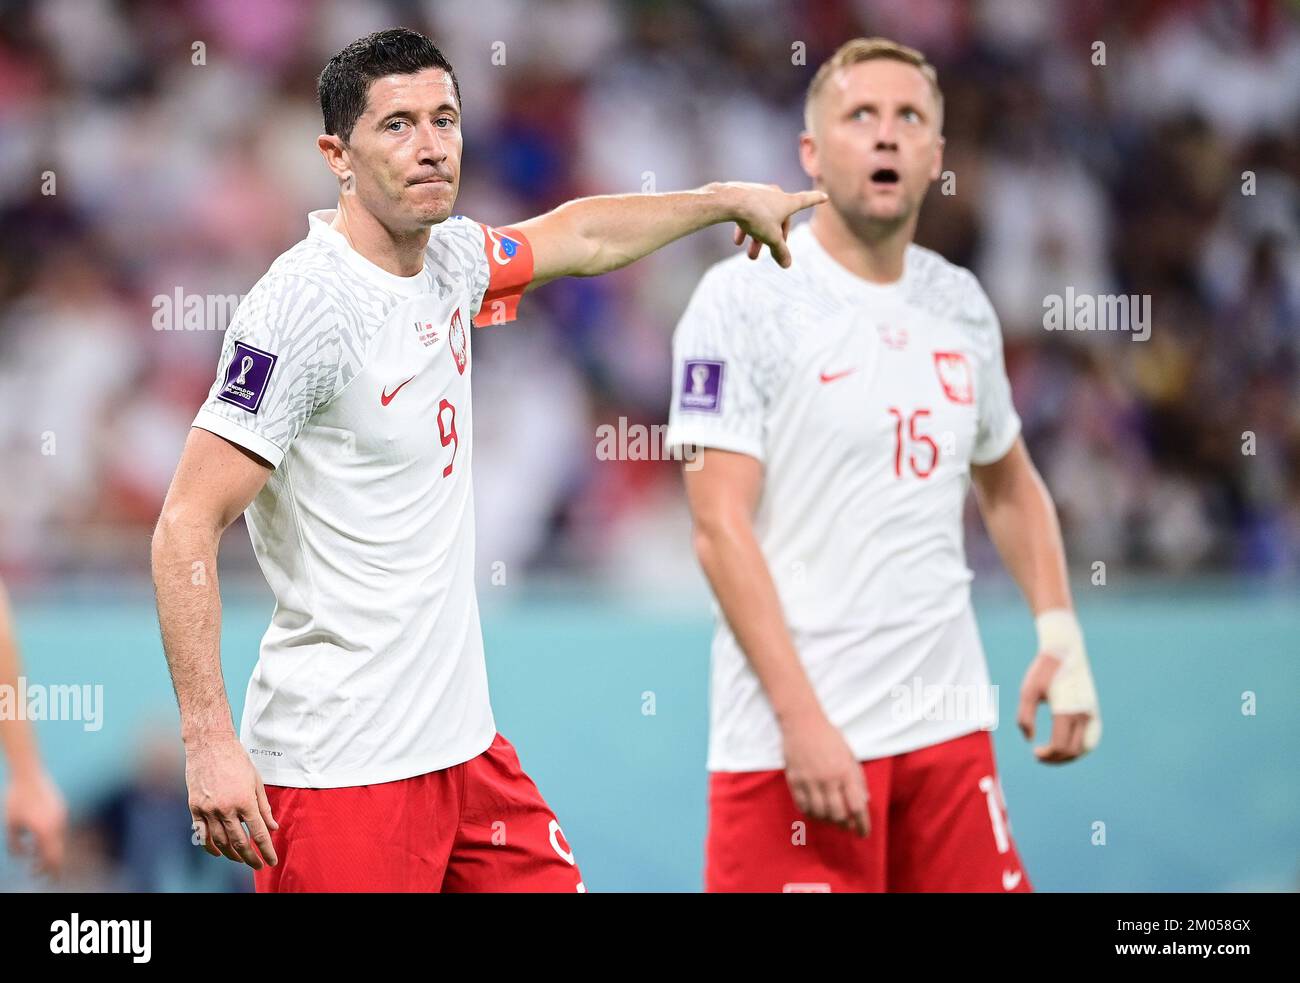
[874,111,900,146]
[413,120,451,163]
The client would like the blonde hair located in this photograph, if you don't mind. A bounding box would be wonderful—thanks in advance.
[804,37,943,134]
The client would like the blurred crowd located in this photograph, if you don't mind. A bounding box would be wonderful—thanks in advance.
[1,0,1298,590]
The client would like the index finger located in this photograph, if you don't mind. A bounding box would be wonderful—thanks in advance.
[846,778,870,838]
[788,189,829,214]
[242,810,278,868]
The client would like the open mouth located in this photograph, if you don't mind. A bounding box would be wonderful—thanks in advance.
[870,168,900,185]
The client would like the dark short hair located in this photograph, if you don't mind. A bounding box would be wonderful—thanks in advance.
[318,28,461,143]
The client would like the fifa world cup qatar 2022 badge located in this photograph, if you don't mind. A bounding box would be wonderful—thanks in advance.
[680,359,724,413]
[218,342,277,413]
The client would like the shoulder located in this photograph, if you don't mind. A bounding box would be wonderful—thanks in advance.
[904,245,1002,356]
[264,233,346,292]
[430,213,487,248]
[675,252,805,402]
[229,244,362,361]
[681,248,806,340]
[426,215,490,277]
[255,236,389,333]
[675,254,761,351]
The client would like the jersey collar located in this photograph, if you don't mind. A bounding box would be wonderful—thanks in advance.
[308,209,430,297]
[791,221,910,302]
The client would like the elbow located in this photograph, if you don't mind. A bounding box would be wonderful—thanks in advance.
[151,505,219,570]
[152,505,191,545]
[690,507,749,569]
[690,526,715,569]
[581,237,630,278]
[150,509,181,573]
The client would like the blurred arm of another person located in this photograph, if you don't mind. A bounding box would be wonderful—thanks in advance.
[683,449,870,837]
[151,428,279,870]
[971,437,1102,763]
[0,578,68,877]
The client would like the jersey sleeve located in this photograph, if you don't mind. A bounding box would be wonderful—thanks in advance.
[191,273,343,469]
[665,266,768,462]
[969,278,1022,466]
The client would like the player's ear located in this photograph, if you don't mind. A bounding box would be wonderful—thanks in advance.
[929,134,945,182]
[317,133,351,183]
[798,130,820,183]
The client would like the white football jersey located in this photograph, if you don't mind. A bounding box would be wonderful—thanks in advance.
[193,209,533,788]
[666,221,1021,772]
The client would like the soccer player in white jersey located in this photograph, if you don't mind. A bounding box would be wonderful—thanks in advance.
[150,28,824,892]
[666,38,1102,892]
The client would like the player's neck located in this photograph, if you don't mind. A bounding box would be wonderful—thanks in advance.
[331,201,431,277]
[810,207,914,285]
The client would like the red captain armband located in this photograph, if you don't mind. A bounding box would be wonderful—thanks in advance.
[473,224,535,327]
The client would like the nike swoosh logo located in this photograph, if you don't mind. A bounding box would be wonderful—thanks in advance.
[1002,869,1023,891]
[380,376,416,406]
[819,368,857,384]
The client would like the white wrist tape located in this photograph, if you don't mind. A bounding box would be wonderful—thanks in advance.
[1035,608,1102,752]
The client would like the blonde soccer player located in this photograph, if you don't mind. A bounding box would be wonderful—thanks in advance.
[667,38,1101,893]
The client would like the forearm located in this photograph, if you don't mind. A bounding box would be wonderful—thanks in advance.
[151,516,236,745]
[980,466,1072,616]
[544,182,739,277]
[692,515,824,726]
[0,583,43,779]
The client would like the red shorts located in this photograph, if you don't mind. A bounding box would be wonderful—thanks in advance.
[705,729,1033,892]
[254,733,584,892]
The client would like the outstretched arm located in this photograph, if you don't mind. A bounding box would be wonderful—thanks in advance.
[971,437,1101,762]
[515,182,827,291]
